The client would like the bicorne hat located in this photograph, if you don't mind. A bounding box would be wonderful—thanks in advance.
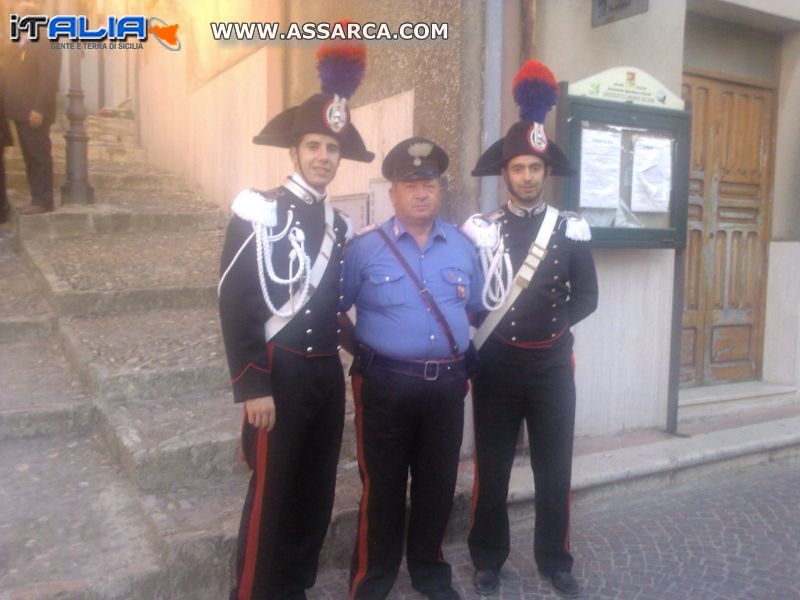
[253,36,375,163]
[472,60,573,177]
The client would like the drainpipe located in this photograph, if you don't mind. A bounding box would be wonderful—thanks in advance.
[480,0,504,213]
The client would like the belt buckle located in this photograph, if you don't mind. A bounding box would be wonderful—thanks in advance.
[423,360,439,381]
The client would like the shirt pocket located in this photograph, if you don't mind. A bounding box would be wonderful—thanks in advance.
[367,272,407,306]
[439,267,470,304]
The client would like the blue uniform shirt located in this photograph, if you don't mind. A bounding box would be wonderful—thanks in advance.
[341,217,484,360]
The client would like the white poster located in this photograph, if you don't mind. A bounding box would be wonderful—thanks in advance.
[631,136,672,213]
[579,128,622,209]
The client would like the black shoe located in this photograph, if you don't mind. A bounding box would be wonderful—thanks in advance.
[543,570,580,598]
[420,585,460,600]
[473,568,499,595]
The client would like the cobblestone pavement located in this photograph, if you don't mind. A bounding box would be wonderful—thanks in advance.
[310,459,800,599]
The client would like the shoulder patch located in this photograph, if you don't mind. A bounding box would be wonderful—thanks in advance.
[558,211,592,242]
[231,189,278,227]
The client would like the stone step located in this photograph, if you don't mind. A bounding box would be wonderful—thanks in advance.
[57,307,229,400]
[20,229,224,316]
[6,140,147,164]
[0,245,54,342]
[93,389,245,491]
[0,336,90,440]
[6,163,187,191]
[679,381,799,424]
[0,431,165,599]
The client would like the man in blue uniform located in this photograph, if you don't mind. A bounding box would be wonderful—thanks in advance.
[463,61,598,598]
[342,137,483,600]
[218,42,374,600]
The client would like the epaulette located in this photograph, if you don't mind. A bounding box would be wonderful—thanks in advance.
[231,188,278,226]
[558,211,592,242]
[355,223,380,237]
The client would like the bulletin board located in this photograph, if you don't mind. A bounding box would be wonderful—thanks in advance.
[556,83,691,248]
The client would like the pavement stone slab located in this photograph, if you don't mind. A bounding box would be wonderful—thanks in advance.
[0,431,164,599]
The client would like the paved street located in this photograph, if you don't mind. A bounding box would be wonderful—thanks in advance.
[311,458,800,599]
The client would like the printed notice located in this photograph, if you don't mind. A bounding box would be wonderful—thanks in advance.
[631,136,672,212]
[579,128,622,209]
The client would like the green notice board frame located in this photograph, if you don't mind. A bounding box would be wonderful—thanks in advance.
[556,83,691,249]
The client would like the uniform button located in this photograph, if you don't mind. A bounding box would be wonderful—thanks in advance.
[306,328,313,334]
[511,321,516,327]
[336,328,341,334]
[503,219,508,224]
[305,308,312,315]
[337,311,342,316]
[504,233,509,238]
[510,306,516,312]
[553,275,559,280]
[290,204,296,209]
[554,259,559,264]
[295,220,301,226]
[421,254,425,258]
[551,333,556,338]
[385,276,390,281]
[334,227,339,233]
[307,346,313,352]
[551,317,557,322]
[339,295,344,300]
[553,244,558,249]
[511,336,517,341]
[552,303,557,308]
[337,243,342,248]
[339,259,344,265]
[337,344,342,351]
[430,335,436,341]
[551,288,556,293]
[427,307,431,312]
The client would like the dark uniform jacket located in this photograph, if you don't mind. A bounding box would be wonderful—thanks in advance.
[218,185,351,403]
[3,39,61,125]
[485,204,598,347]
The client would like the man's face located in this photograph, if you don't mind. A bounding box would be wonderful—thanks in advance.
[389,177,442,227]
[290,133,341,191]
[502,155,550,206]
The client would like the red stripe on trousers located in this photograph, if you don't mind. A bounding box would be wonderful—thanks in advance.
[350,374,370,600]
[469,377,480,531]
[238,428,268,600]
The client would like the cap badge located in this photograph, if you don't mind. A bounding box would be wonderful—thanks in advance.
[408,141,434,166]
[527,122,548,153]
[323,94,349,133]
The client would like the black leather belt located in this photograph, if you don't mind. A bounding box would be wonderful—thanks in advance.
[354,344,466,381]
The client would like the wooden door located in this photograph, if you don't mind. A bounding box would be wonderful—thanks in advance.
[680,74,774,386]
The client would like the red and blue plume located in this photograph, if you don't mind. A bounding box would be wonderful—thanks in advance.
[512,60,558,123]
[316,24,367,100]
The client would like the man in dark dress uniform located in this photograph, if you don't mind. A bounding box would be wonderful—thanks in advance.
[342,138,484,600]
[218,41,374,600]
[3,0,61,215]
[461,60,598,598]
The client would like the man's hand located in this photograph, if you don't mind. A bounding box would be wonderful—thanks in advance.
[245,396,276,431]
[28,110,43,128]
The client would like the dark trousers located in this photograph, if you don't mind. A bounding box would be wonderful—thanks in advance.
[13,120,54,209]
[232,346,345,600]
[349,366,467,599]
[468,336,576,576]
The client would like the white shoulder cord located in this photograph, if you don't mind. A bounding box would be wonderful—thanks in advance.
[254,210,313,317]
[479,238,514,311]
[461,214,514,311]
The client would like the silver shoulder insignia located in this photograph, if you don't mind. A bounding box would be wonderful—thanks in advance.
[559,211,592,242]
[231,189,278,227]
[482,208,505,223]
[336,210,354,242]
